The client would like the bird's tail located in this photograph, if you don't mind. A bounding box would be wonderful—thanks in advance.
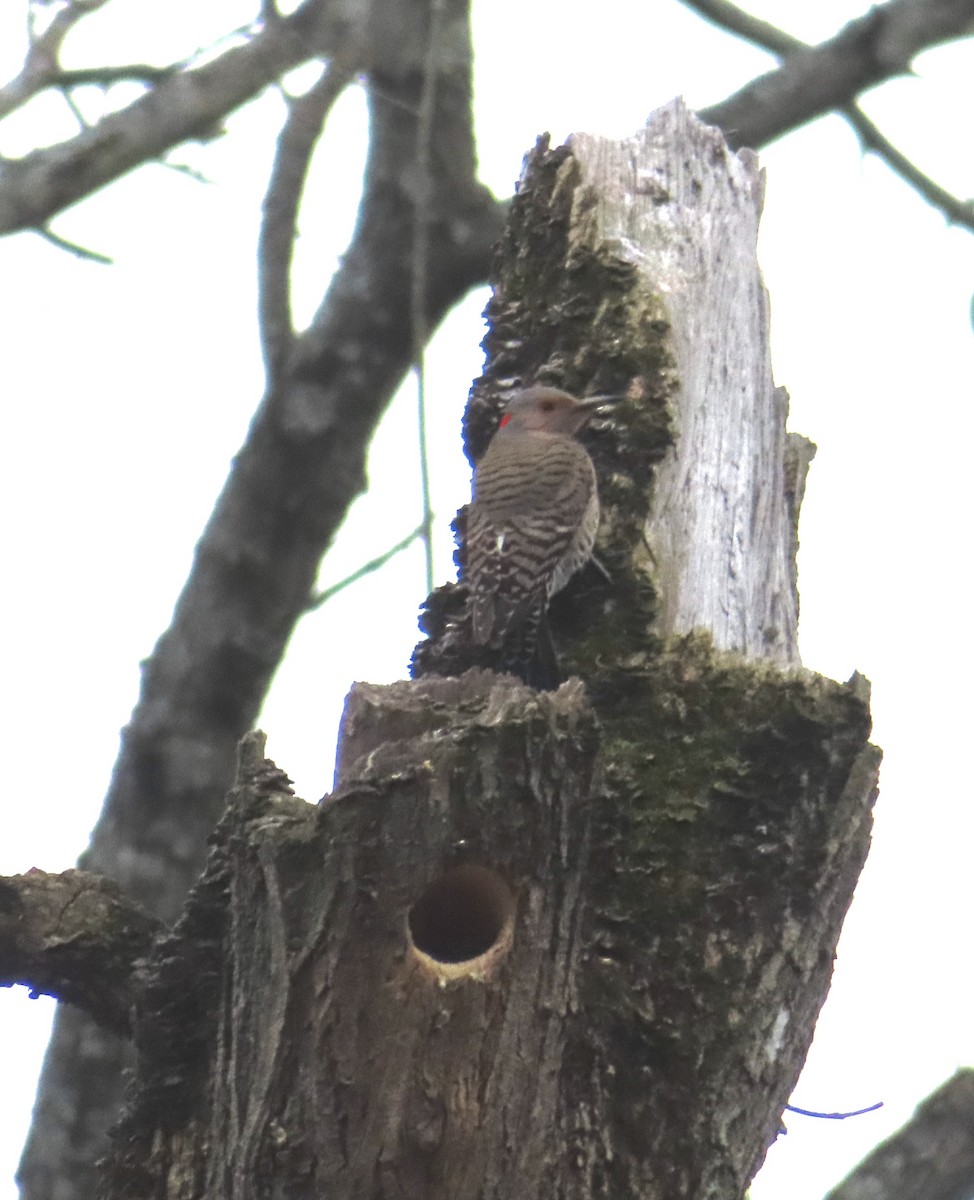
[496,601,561,691]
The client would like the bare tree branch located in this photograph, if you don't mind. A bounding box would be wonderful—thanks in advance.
[52,64,178,88]
[258,63,354,378]
[688,0,974,230]
[681,0,801,56]
[0,0,113,119]
[839,103,974,230]
[698,0,974,151]
[825,1071,974,1200]
[17,4,505,1193]
[0,0,339,233]
[0,869,158,1036]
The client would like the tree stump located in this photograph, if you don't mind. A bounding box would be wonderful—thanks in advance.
[101,100,879,1200]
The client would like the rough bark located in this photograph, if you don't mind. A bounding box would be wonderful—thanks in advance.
[89,101,880,1200]
[825,1071,974,1200]
[0,870,157,1036]
[102,644,875,1200]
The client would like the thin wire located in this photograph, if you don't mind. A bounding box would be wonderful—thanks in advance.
[411,0,447,597]
[307,526,426,610]
[785,1101,883,1120]
[416,371,435,597]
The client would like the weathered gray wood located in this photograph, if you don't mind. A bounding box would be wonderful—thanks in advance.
[414,100,813,687]
[573,99,801,664]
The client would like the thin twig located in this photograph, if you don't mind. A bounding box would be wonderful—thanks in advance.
[257,63,353,380]
[307,526,426,610]
[58,85,90,130]
[840,105,974,231]
[684,0,974,232]
[411,0,447,598]
[158,159,214,184]
[54,65,177,87]
[32,226,113,264]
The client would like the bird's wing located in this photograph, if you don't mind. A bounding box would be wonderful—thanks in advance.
[467,439,596,647]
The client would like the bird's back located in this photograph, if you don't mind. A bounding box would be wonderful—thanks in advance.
[467,427,597,650]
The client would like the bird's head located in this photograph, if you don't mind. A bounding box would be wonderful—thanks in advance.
[497,386,614,436]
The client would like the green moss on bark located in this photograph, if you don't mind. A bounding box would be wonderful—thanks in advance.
[560,633,876,1194]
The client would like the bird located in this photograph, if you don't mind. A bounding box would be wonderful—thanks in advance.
[465,385,610,688]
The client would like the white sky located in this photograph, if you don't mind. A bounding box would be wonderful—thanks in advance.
[1,2,973,1197]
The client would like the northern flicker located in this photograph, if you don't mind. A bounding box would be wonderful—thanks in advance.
[465,385,608,688]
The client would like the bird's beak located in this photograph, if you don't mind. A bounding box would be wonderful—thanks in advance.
[578,393,621,413]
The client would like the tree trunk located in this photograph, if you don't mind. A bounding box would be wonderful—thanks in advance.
[100,100,879,1199]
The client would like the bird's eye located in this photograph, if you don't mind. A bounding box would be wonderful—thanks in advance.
[540,400,555,412]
